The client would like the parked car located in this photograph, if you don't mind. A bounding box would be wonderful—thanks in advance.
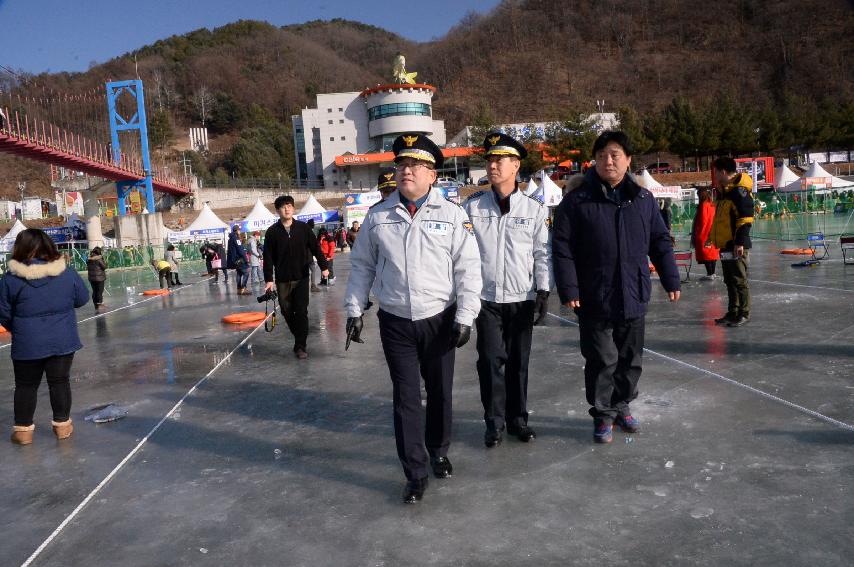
[644,162,673,174]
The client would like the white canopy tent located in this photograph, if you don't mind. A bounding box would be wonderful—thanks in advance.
[241,198,277,232]
[523,177,539,197]
[773,165,801,189]
[296,195,326,218]
[635,170,664,189]
[187,203,229,232]
[3,219,27,241]
[0,219,27,252]
[524,170,562,207]
[780,162,854,192]
[180,203,229,242]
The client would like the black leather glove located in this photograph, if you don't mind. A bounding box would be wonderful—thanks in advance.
[533,290,550,326]
[449,322,471,349]
[345,316,364,350]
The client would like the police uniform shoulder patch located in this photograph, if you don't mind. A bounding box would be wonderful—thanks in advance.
[466,190,485,201]
[462,220,474,235]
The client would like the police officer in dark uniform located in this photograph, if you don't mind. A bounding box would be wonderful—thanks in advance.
[344,133,482,504]
[377,168,397,201]
[464,133,552,448]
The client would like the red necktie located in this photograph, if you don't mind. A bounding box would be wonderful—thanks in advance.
[406,203,417,218]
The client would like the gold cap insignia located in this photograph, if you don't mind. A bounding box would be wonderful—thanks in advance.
[384,173,394,180]
[487,135,501,146]
[402,135,418,147]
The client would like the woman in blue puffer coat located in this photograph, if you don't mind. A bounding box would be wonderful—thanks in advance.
[0,229,89,445]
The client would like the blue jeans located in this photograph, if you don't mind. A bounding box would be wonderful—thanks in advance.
[250,266,263,285]
[236,268,249,289]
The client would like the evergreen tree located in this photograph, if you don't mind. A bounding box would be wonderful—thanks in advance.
[148,108,174,150]
[616,105,652,156]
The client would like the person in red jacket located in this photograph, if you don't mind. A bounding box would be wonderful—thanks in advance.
[318,227,336,286]
[691,186,720,279]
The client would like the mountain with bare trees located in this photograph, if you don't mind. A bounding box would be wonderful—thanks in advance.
[1,0,852,195]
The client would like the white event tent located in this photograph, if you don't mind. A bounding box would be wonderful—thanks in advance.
[296,194,340,224]
[635,169,664,189]
[241,199,277,232]
[0,219,27,252]
[171,203,229,242]
[773,165,801,189]
[525,171,563,207]
[780,162,854,192]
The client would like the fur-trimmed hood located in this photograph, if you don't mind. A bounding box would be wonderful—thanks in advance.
[7,258,67,281]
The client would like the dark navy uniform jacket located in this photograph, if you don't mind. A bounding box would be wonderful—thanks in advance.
[552,169,680,321]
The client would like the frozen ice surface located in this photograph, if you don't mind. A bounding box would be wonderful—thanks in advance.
[0,243,852,566]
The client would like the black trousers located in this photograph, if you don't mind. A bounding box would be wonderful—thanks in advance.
[703,261,716,276]
[158,268,172,289]
[475,299,534,431]
[90,280,105,306]
[578,316,645,422]
[378,306,456,481]
[276,277,310,350]
[13,354,75,426]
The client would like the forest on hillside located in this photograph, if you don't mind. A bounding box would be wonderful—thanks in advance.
[1,0,852,195]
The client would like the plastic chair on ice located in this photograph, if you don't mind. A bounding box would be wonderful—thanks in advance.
[806,232,830,261]
[673,250,693,282]
[840,234,854,265]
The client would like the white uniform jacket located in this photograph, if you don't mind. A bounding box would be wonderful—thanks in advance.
[463,189,551,303]
[344,189,482,326]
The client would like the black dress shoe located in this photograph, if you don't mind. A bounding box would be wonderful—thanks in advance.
[430,456,453,478]
[728,315,750,327]
[507,424,537,442]
[402,477,428,504]
[484,428,504,448]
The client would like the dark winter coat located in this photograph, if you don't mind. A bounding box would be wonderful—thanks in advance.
[262,220,328,283]
[226,232,247,271]
[552,169,680,321]
[86,254,107,282]
[0,258,89,360]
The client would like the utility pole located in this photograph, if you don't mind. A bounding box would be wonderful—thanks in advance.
[18,182,25,221]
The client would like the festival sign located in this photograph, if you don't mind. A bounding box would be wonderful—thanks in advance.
[647,185,682,199]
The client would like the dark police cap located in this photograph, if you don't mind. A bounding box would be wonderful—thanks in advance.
[392,133,444,168]
[377,168,397,191]
[483,132,528,159]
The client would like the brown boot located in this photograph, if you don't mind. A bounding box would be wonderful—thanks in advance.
[52,419,74,440]
[11,424,34,445]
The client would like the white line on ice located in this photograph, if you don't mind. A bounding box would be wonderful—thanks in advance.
[749,278,854,293]
[0,277,212,350]
[546,312,854,432]
[20,309,272,567]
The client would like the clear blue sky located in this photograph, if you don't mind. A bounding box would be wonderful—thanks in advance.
[0,0,500,75]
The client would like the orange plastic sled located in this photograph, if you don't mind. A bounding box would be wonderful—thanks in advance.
[142,289,171,296]
[222,311,267,324]
[780,248,812,255]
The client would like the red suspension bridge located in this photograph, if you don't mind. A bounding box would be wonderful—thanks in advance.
[0,106,191,197]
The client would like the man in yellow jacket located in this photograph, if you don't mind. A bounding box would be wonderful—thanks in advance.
[710,157,754,327]
[151,259,172,290]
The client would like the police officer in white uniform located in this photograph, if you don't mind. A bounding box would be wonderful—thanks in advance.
[344,133,482,504]
[464,132,551,448]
